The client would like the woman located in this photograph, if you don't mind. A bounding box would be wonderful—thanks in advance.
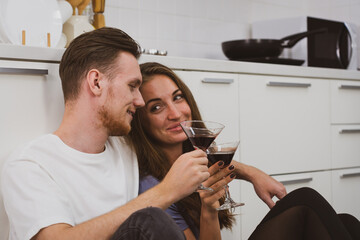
[127,62,360,240]
[128,62,235,240]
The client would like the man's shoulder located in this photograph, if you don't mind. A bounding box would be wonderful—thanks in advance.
[107,136,134,155]
[3,134,61,171]
[6,134,53,160]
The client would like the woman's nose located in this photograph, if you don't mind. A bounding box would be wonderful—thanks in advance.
[167,104,181,119]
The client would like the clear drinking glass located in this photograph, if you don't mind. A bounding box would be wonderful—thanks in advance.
[207,141,245,210]
[180,120,225,191]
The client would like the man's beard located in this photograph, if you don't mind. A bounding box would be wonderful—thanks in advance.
[98,105,131,136]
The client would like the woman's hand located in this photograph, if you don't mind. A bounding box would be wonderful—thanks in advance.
[232,161,287,208]
[200,162,236,211]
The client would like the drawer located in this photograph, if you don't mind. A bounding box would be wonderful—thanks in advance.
[175,70,240,143]
[240,171,332,240]
[332,168,360,219]
[0,62,63,163]
[239,75,331,174]
[331,80,360,124]
[332,125,360,168]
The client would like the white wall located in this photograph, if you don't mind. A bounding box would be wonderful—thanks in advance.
[103,0,360,60]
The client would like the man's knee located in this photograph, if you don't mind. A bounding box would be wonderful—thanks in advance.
[111,207,185,240]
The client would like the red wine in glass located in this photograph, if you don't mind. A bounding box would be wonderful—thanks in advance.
[207,141,244,211]
[189,135,216,151]
[207,151,235,166]
[180,120,225,192]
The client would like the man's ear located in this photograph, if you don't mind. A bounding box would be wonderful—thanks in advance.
[87,69,102,96]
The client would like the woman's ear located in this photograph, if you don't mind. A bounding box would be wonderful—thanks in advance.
[87,69,102,96]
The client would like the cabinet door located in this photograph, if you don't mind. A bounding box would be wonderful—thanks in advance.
[0,61,64,162]
[239,75,331,175]
[240,171,332,240]
[332,125,360,168]
[174,70,242,240]
[331,80,360,124]
[0,60,63,240]
[175,71,239,143]
[332,168,360,219]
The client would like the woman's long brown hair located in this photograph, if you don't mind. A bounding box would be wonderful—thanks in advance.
[126,62,234,231]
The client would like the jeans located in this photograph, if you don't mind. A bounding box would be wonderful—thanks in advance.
[111,207,186,240]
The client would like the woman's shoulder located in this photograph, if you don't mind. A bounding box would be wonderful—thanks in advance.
[139,175,160,194]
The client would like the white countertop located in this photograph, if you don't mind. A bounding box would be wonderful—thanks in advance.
[1,44,360,81]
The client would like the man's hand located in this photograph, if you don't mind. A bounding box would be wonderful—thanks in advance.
[161,149,210,201]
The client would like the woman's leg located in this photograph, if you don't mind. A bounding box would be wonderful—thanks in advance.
[110,207,186,240]
[250,187,355,240]
[338,213,360,240]
[249,205,331,240]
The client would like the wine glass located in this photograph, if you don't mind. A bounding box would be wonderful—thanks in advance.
[207,141,245,211]
[180,120,225,191]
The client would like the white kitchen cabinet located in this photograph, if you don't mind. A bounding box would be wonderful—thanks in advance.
[174,70,242,240]
[330,80,360,124]
[175,71,240,143]
[0,59,63,240]
[331,125,360,169]
[0,60,64,161]
[331,168,360,219]
[240,171,332,240]
[238,74,331,175]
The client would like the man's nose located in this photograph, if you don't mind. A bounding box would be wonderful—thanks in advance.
[134,89,145,108]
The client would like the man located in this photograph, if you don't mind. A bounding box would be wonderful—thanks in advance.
[2,27,286,240]
[2,27,215,240]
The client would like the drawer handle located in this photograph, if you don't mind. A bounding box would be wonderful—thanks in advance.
[278,177,313,185]
[0,67,48,75]
[340,172,360,178]
[267,81,311,88]
[339,85,360,90]
[339,129,360,134]
[202,78,234,84]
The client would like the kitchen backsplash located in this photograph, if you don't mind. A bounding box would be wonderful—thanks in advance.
[105,0,359,60]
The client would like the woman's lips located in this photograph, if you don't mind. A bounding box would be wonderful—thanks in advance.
[167,124,182,132]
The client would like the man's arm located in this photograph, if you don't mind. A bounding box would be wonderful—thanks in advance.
[33,150,209,240]
[232,161,287,208]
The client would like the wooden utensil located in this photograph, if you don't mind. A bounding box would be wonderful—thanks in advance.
[66,0,82,15]
[92,0,104,13]
[77,0,91,15]
[92,0,105,29]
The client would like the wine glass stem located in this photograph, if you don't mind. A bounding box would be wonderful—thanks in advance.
[224,184,232,203]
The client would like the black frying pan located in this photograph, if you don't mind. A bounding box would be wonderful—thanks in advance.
[222,28,327,60]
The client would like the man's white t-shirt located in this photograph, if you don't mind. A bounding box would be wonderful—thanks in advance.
[1,134,139,240]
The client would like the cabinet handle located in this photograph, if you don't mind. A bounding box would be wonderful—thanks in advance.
[339,129,360,134]
[202,78,234,84]
[339,85,360,90]
[278,176,313,185]
[0,67,48,75]
[267,81,311,88]
[340,172,360,178]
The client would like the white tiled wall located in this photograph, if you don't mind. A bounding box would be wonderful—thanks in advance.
[103,0,360,60]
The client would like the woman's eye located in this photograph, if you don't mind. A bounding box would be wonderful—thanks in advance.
[150,104,162,113]
[174,94,184,101]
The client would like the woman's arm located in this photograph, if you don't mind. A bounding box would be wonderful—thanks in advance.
[232,161,287,208]
[196,163,236,240]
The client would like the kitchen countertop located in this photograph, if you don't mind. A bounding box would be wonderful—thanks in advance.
[1,44,360,81]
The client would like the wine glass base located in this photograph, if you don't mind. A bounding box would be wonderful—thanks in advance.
[216,202,244,211]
